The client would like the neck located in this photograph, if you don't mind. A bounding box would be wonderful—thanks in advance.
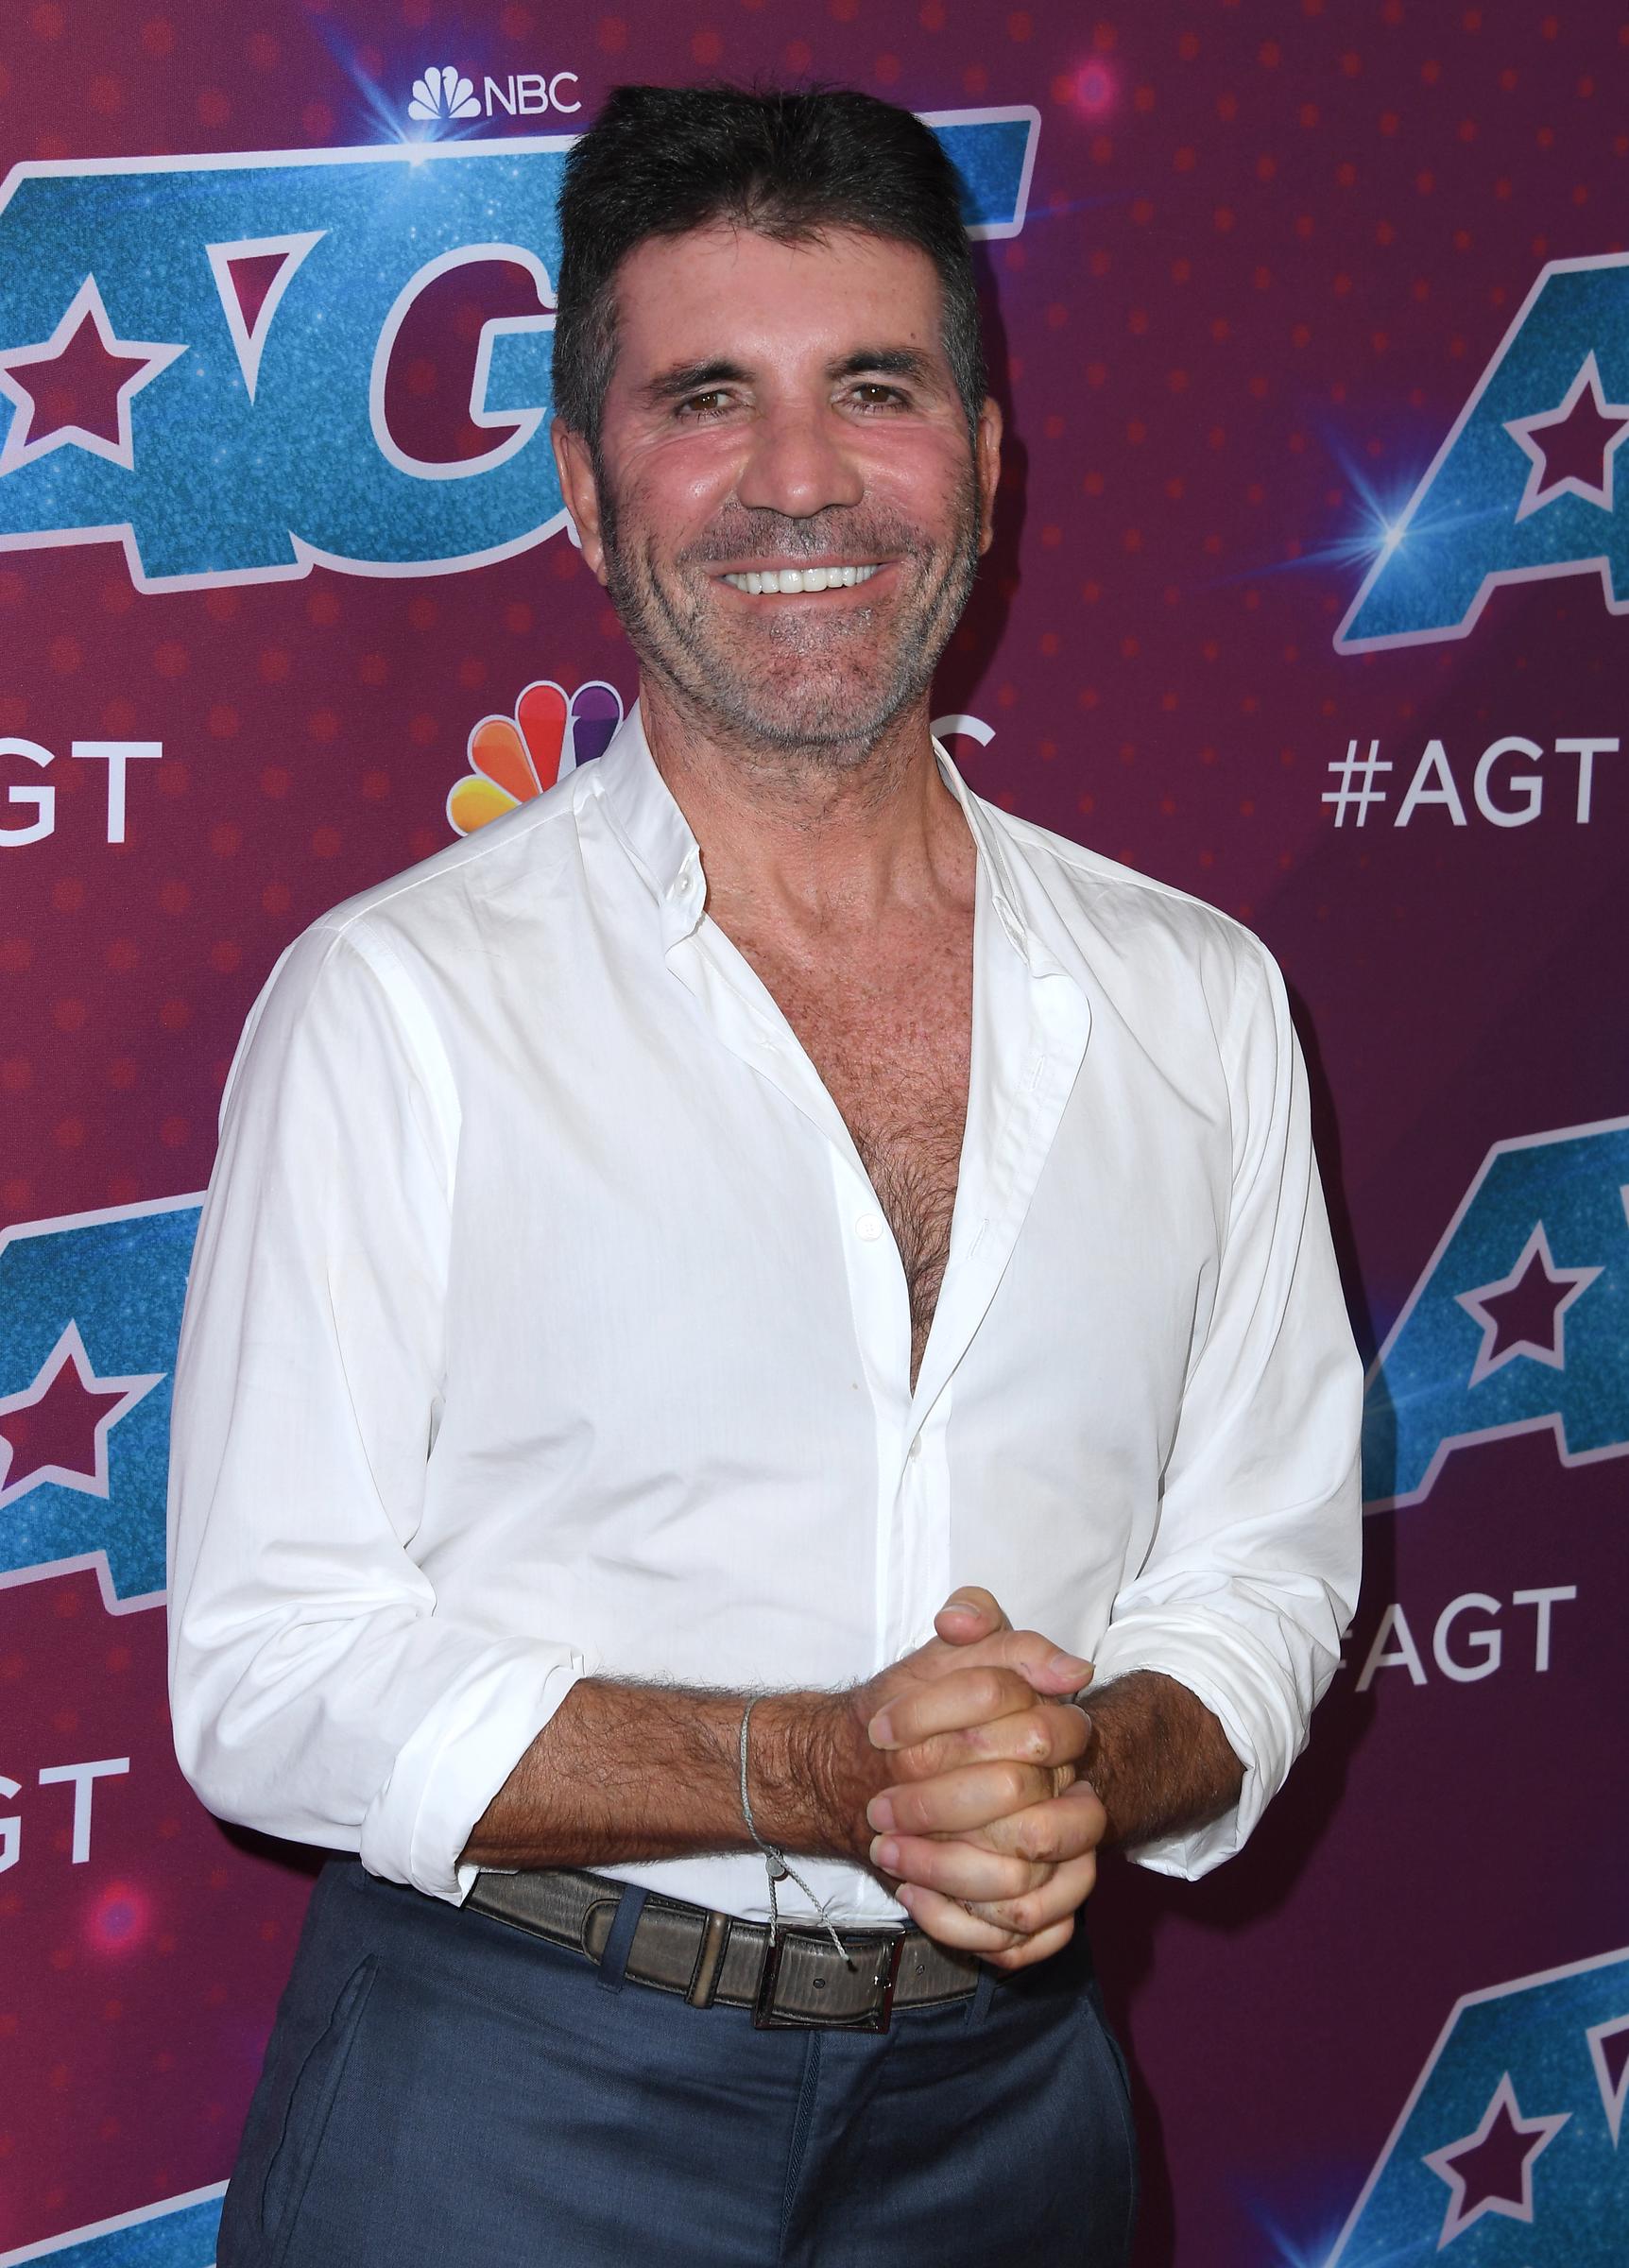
[638,676,969,929]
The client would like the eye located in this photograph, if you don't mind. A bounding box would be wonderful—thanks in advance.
[849,383,911,412]
[678,390,734,421]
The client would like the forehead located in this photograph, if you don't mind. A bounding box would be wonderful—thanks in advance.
[607,224,948,375]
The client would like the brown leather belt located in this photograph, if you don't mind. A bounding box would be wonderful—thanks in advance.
[464,1865,981,2033]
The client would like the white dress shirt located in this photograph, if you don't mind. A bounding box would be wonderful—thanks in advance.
[167,707,1362,1926]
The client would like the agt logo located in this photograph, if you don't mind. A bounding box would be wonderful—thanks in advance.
[0,1193,198,1608]
[1362,1117,1629,1510]
[0,112,1037,593]
[1329,1943,1629,2263]
[1340,251,1629,649]
[407,64,583,126]
[1322,731,1616,831]
[0,734,162,847]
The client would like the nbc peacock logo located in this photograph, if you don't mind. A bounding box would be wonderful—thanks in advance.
[407,66,483,124]
[447,679,624,835]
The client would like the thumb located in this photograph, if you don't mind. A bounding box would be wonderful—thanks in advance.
[934,1586,1012,1643]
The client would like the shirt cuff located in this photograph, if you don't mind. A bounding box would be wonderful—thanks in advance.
[1087,1615,1307,1881]
[357,1641,589,1905]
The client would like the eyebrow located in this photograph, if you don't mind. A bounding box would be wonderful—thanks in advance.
[828,347,939,388]
[638,358,751,408]
[637,345,942,408]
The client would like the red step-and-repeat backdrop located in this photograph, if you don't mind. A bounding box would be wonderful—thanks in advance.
[1,5,1624,2262]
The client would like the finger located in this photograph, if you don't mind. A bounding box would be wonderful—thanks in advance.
[871,1664,1059,1755]
[959,1778,1108,1867]
[936,1628,1090,1693]
[872,1781,1102,1890]
[885,1699,1091,1788]
[960,1849,1100,1940]
[871,1757,1064,1840]
[870,1647,1090,1748]
[896,1881,1077,1968]
[933,1587,1012,1643]
[872,1829,1053,1904]
[871,1778,1105,1895]
[985,1918,1081,1972]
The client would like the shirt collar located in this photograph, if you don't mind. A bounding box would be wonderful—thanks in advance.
[591,703,708,947]
[591,698,1050,970]
[930,743,1050,972]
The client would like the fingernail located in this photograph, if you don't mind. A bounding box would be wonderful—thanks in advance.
[1047,1648,1091,1677]
[867,1710,896,1747]
[895,1882,916,1912]
[866,1795,896,1832]
[871,1836,900,1872]
[944,1593,982,1613]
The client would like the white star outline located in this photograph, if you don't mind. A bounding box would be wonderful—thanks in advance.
[0,1319,163,1511]
[1503,348,1629,524]
[1421,2070,1569,2248]
[0,273,186,476]
[1454,1220,1603,1388]
[1586,2012,1629,2148]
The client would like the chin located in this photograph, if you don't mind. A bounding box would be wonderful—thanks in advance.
[717,671,922,753]
[710,633,930,748]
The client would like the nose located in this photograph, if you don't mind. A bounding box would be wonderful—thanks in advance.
[736,401,865,520]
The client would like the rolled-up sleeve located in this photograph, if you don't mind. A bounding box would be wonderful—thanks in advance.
[1090,936,1363,1878]
[165,919,586,1905]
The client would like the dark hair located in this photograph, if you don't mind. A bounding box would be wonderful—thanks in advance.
[552,84,987,448]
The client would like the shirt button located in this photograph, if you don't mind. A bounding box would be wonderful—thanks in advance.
[907,1435,922,1462]
[854,1211,884,1243]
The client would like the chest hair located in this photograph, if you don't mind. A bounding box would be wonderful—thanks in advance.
[732,938,972,1386]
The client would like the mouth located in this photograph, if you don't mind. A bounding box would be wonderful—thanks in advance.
[715,561,887,597]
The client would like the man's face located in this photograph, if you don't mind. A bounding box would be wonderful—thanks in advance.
[555,224,1001,757]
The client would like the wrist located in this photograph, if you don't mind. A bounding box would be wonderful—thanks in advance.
[767,1686,880,1864]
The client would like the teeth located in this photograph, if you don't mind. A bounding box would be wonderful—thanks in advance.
[722,564,881,594]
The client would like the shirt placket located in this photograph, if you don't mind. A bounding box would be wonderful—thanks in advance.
[665,850,1092,1689]
[894,872,1093,1657]
[660,888,916,1682]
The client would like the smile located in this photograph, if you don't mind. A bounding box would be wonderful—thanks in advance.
[719,563,883,595]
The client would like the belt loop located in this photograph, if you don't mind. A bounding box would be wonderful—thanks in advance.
[686,1908,731,2009]
[962,1960,998,2029]
[596,1883,649,1994]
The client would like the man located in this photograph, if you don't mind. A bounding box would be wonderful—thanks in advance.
[168,85,1362,2266]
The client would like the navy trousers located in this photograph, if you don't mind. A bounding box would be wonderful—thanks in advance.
[218,1859,1138,2266]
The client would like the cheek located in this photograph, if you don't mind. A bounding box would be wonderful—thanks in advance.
[618,431,746,538]
[855,433,978,534]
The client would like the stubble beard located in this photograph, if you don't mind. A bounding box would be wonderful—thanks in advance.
[595,455,985,769]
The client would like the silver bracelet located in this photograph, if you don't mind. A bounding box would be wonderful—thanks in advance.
[738,1696,850,1962]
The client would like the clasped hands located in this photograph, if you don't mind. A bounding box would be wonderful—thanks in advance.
[849,1586,1106,1971]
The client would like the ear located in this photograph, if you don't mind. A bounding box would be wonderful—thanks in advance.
[552,419,609,585]
[974,395,1003,557]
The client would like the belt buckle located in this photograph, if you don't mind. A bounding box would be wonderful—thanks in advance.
[752,1930,904,2033]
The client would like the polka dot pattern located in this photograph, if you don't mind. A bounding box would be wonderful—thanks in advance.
[0,1568,314,2236]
